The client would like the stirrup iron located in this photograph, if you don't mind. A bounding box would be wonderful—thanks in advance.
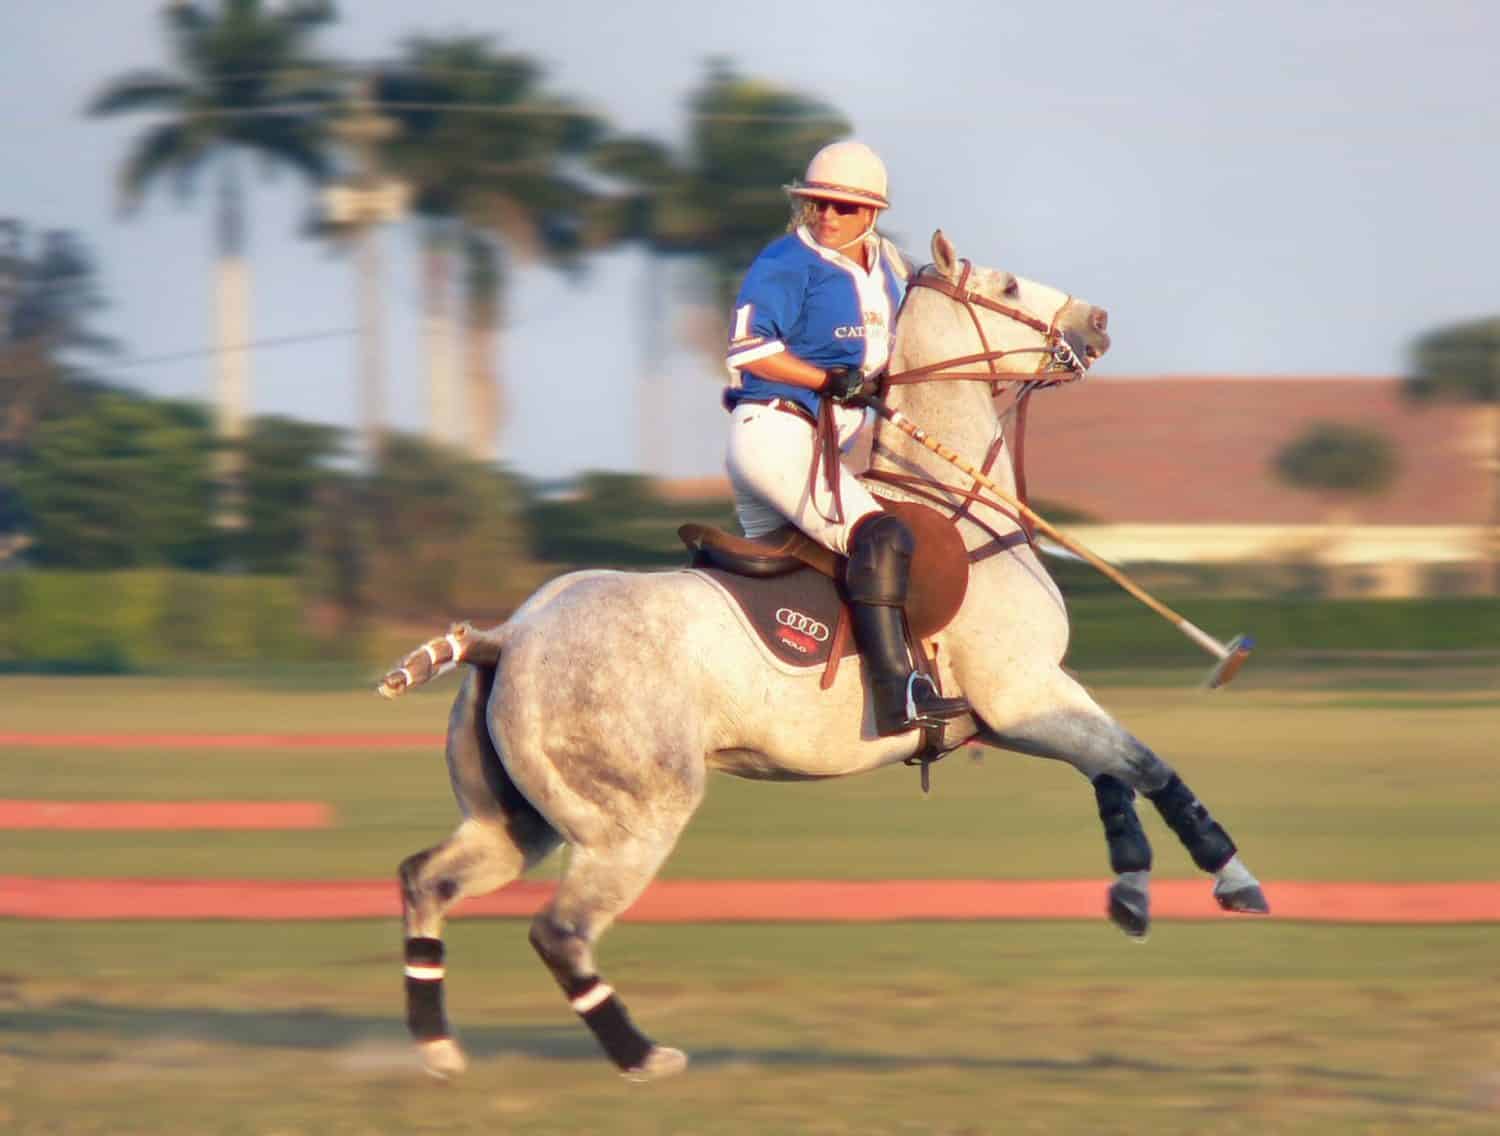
[904,673,970,726]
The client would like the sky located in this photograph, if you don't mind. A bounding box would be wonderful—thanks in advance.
[2,1,1496,480]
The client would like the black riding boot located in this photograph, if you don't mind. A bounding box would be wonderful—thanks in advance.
[846,514,970,737]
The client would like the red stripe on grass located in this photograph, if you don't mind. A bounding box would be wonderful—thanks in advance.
[4,877,1500,923]
[0,801,331,830]
[0,732,442,750]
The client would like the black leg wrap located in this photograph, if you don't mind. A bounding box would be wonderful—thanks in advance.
[567,975,654,1072]
[1146,774,1236,872]
[403,937,449,1041]
[1093,774,1153,874]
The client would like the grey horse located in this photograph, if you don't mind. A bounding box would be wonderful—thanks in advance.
[380,231,1268,1082]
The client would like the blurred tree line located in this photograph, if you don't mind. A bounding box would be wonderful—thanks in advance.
[5,0,1499,667]
[0,220,736,635]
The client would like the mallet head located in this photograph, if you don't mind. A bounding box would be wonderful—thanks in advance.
[1204,633,1254,690]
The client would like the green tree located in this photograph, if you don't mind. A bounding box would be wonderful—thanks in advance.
[1405,316,1500,591]
[238,414,345,572]
[15,388,218,569]
[304,434,537,624]
[372,36,605,463]
[1269,421,1399,597]
[1273,421,1399,501]
[87,0,339,530]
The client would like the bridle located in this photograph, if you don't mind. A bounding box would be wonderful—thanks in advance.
[879,259,1089,393]
[862,258,1090,548]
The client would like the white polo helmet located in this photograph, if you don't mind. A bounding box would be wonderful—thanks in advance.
[786,140,889,210]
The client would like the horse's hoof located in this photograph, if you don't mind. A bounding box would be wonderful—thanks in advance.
[1215,883,1270,915]
[621,1046,689,1083]
[418,1037,468,1080]
[1107,882,1151,941]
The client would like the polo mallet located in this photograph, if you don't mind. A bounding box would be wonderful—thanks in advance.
[859,395,1254,688]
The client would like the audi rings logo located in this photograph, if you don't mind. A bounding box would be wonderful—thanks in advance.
[775,608,830,642]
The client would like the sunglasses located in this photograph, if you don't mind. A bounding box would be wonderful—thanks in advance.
[812,199,861,217]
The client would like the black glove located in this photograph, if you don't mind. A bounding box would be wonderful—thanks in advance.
[819,366,869,403]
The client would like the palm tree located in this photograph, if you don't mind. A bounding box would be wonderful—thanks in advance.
[585,133,711,474]
[687,60,851,314]
[88,0,338,532]
[1405,316,1500,593]
[373,35,604,464]
[0,224,116,451]
[590,61,849,474]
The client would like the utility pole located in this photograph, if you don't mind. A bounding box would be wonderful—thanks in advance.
[323,78,408,470]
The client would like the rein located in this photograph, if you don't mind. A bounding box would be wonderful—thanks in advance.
[864,259,1085,545]
[801,257,1086,539]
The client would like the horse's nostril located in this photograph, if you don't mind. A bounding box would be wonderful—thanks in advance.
[1092,308,1109,333]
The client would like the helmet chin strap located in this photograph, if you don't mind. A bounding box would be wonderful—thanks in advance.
[832,214,880,255]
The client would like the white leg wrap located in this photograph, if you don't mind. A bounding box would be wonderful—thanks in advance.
[570,983,615,1014]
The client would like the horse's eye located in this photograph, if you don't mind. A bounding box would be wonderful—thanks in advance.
[1000,274,1019,297]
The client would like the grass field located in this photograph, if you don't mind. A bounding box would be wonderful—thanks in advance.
[3,669,1499,1133]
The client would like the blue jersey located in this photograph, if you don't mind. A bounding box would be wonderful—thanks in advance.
[725,227,906,421]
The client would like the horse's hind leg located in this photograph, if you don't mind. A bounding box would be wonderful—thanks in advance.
[399,666,561,1079]
[529,825,699,1083]
[985,674,1266,938]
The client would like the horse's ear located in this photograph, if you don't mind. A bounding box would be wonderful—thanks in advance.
[931,230,959,280]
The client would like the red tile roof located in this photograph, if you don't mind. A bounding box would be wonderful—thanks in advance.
[1023,376,1490,523]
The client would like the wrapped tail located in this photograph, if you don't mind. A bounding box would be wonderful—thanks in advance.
[377,622,504,699]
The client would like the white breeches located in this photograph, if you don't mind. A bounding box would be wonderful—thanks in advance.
[724,401,882,557]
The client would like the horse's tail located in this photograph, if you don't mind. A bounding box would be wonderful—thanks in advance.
[376,621,504,699]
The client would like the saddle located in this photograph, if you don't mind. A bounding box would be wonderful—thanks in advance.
[678,499,969,683]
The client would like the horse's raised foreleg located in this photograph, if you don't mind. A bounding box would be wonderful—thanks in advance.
[529,834,696,1083]
[399,667,561,1079]
[1091,772,1154,939]
[980,674,1266,938]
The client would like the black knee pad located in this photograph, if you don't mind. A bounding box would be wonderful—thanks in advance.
[1093,774,1153,874]
[1146,773,1236,873]
[845,513,915,606]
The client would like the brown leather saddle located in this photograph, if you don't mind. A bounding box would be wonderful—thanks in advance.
[678,499,970,683]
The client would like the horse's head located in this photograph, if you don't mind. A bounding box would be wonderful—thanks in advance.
[896,229,1111,382]
[874,231,1112,496]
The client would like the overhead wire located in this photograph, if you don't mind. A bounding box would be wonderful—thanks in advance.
[2,327,359,388]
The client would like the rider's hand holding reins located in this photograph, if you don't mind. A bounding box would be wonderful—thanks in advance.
[820,366,877,403]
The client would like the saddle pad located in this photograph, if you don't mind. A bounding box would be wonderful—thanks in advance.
[693,565,851,669]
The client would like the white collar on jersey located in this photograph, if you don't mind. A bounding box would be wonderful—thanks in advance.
[795,225,881,275]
